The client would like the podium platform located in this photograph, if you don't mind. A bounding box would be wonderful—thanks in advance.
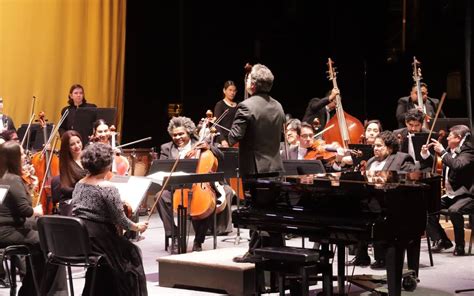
[157,247,255,296]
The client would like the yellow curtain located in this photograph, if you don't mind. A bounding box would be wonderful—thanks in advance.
[0,0,126,133]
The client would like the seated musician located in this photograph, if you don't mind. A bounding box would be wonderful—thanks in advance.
[393,109,433,170]
[423,125,474,256]
[355,131,429,268]
[156,116,233,252]
[284,122,352,171]
[302,88,339,132]
[395,82,444,129]
[71,142,148,295]
[51,130,86,216]
[0,141,64,295]
[280,118,301,158]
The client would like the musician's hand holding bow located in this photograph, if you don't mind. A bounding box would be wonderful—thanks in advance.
[134,221,149,233]
[429,138,446,155]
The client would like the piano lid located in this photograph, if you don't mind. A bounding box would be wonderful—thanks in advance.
[279,170,437,190]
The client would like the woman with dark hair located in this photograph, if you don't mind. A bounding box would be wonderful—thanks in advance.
[72,142,148,295]
[213,80,238,147]
[91,118,111,144]
[54,130,86,215]
[0,141,61,295]
[363,120,383,145]
[58,84,97,136]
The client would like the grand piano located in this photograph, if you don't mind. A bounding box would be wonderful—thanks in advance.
[232,171,441,296]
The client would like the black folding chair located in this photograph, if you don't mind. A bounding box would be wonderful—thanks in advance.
[37,215,107,296]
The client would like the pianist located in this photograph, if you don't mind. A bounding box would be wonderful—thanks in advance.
[424,125,474,256]
[355,130,429,268]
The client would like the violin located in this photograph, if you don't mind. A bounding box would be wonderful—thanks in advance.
[304,139,337,162]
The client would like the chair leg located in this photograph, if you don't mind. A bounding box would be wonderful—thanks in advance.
[426,235,434,266]
[90,267,98,296]
[67,265,74,296]
[8,256,16,296]
[26,254,40,296]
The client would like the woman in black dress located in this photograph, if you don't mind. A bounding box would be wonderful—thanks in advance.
[72,142,148,295]
[213,80,238,147]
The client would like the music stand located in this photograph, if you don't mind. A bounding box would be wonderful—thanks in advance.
[433,117,472,132]
[160,172,225,254]
[96,107,117,126]
[400,132,437,162]
[73,107,97,145]
[282,160,326,175]
[220,147,250,245]
[17,123,53,152]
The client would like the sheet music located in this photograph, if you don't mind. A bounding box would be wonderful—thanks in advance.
[108,176,151,213]
[146,171,190,186]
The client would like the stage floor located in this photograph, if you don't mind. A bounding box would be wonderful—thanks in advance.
[1,208,473,295]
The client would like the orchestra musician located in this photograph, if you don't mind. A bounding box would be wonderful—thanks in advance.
[0,97,16,133]
[362,119,383,145]
[228,63,286,263]
[71,142,148,295]
[302,88,339,132]
[393,109,433,170]
[156,116,232,252]
[213,80,239,147]
[58,84,97,136]
[424,125,474,256]
[280,118,301,157]
[0,141,64,295]
[395,82,445,128]
[51,130,86,216]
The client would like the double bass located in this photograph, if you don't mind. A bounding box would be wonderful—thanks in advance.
[412,57,430,128]
[322,58,364,148]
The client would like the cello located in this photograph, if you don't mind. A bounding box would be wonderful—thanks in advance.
[31,112,60,214]
[322,58,364,148]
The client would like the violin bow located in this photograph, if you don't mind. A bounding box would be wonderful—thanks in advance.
[313,124,335,139]
[115,137,152,149]
[24,96,37,150]
[147,155,181,222]
[425,92,447,145]
[20,114,36,148]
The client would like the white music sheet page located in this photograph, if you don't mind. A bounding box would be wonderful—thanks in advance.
[109,175,151,213]
[146,171,189,186]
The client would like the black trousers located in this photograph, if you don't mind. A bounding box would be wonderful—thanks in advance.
[426,195,474,246]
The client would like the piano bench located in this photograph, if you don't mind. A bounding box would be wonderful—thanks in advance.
[254,246,324,296]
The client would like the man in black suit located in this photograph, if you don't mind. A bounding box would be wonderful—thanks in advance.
[355,131,427,268]
[302,88,338,132]
[156,116,232,252]
[393,109,434,171]
[395,82,444,128]
[0,97,16,133]
[424,125,474,256]
[228,64,286,263]
[228,63,285,178]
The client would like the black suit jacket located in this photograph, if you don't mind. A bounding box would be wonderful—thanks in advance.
[228,93,285,177]
[302,96,331,128]
[366,152,418,172]
[395,96,445,128]
[159,137,223,162]
[441,140,474,195]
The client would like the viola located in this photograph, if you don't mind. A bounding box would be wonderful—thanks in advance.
[322,58,364,148]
